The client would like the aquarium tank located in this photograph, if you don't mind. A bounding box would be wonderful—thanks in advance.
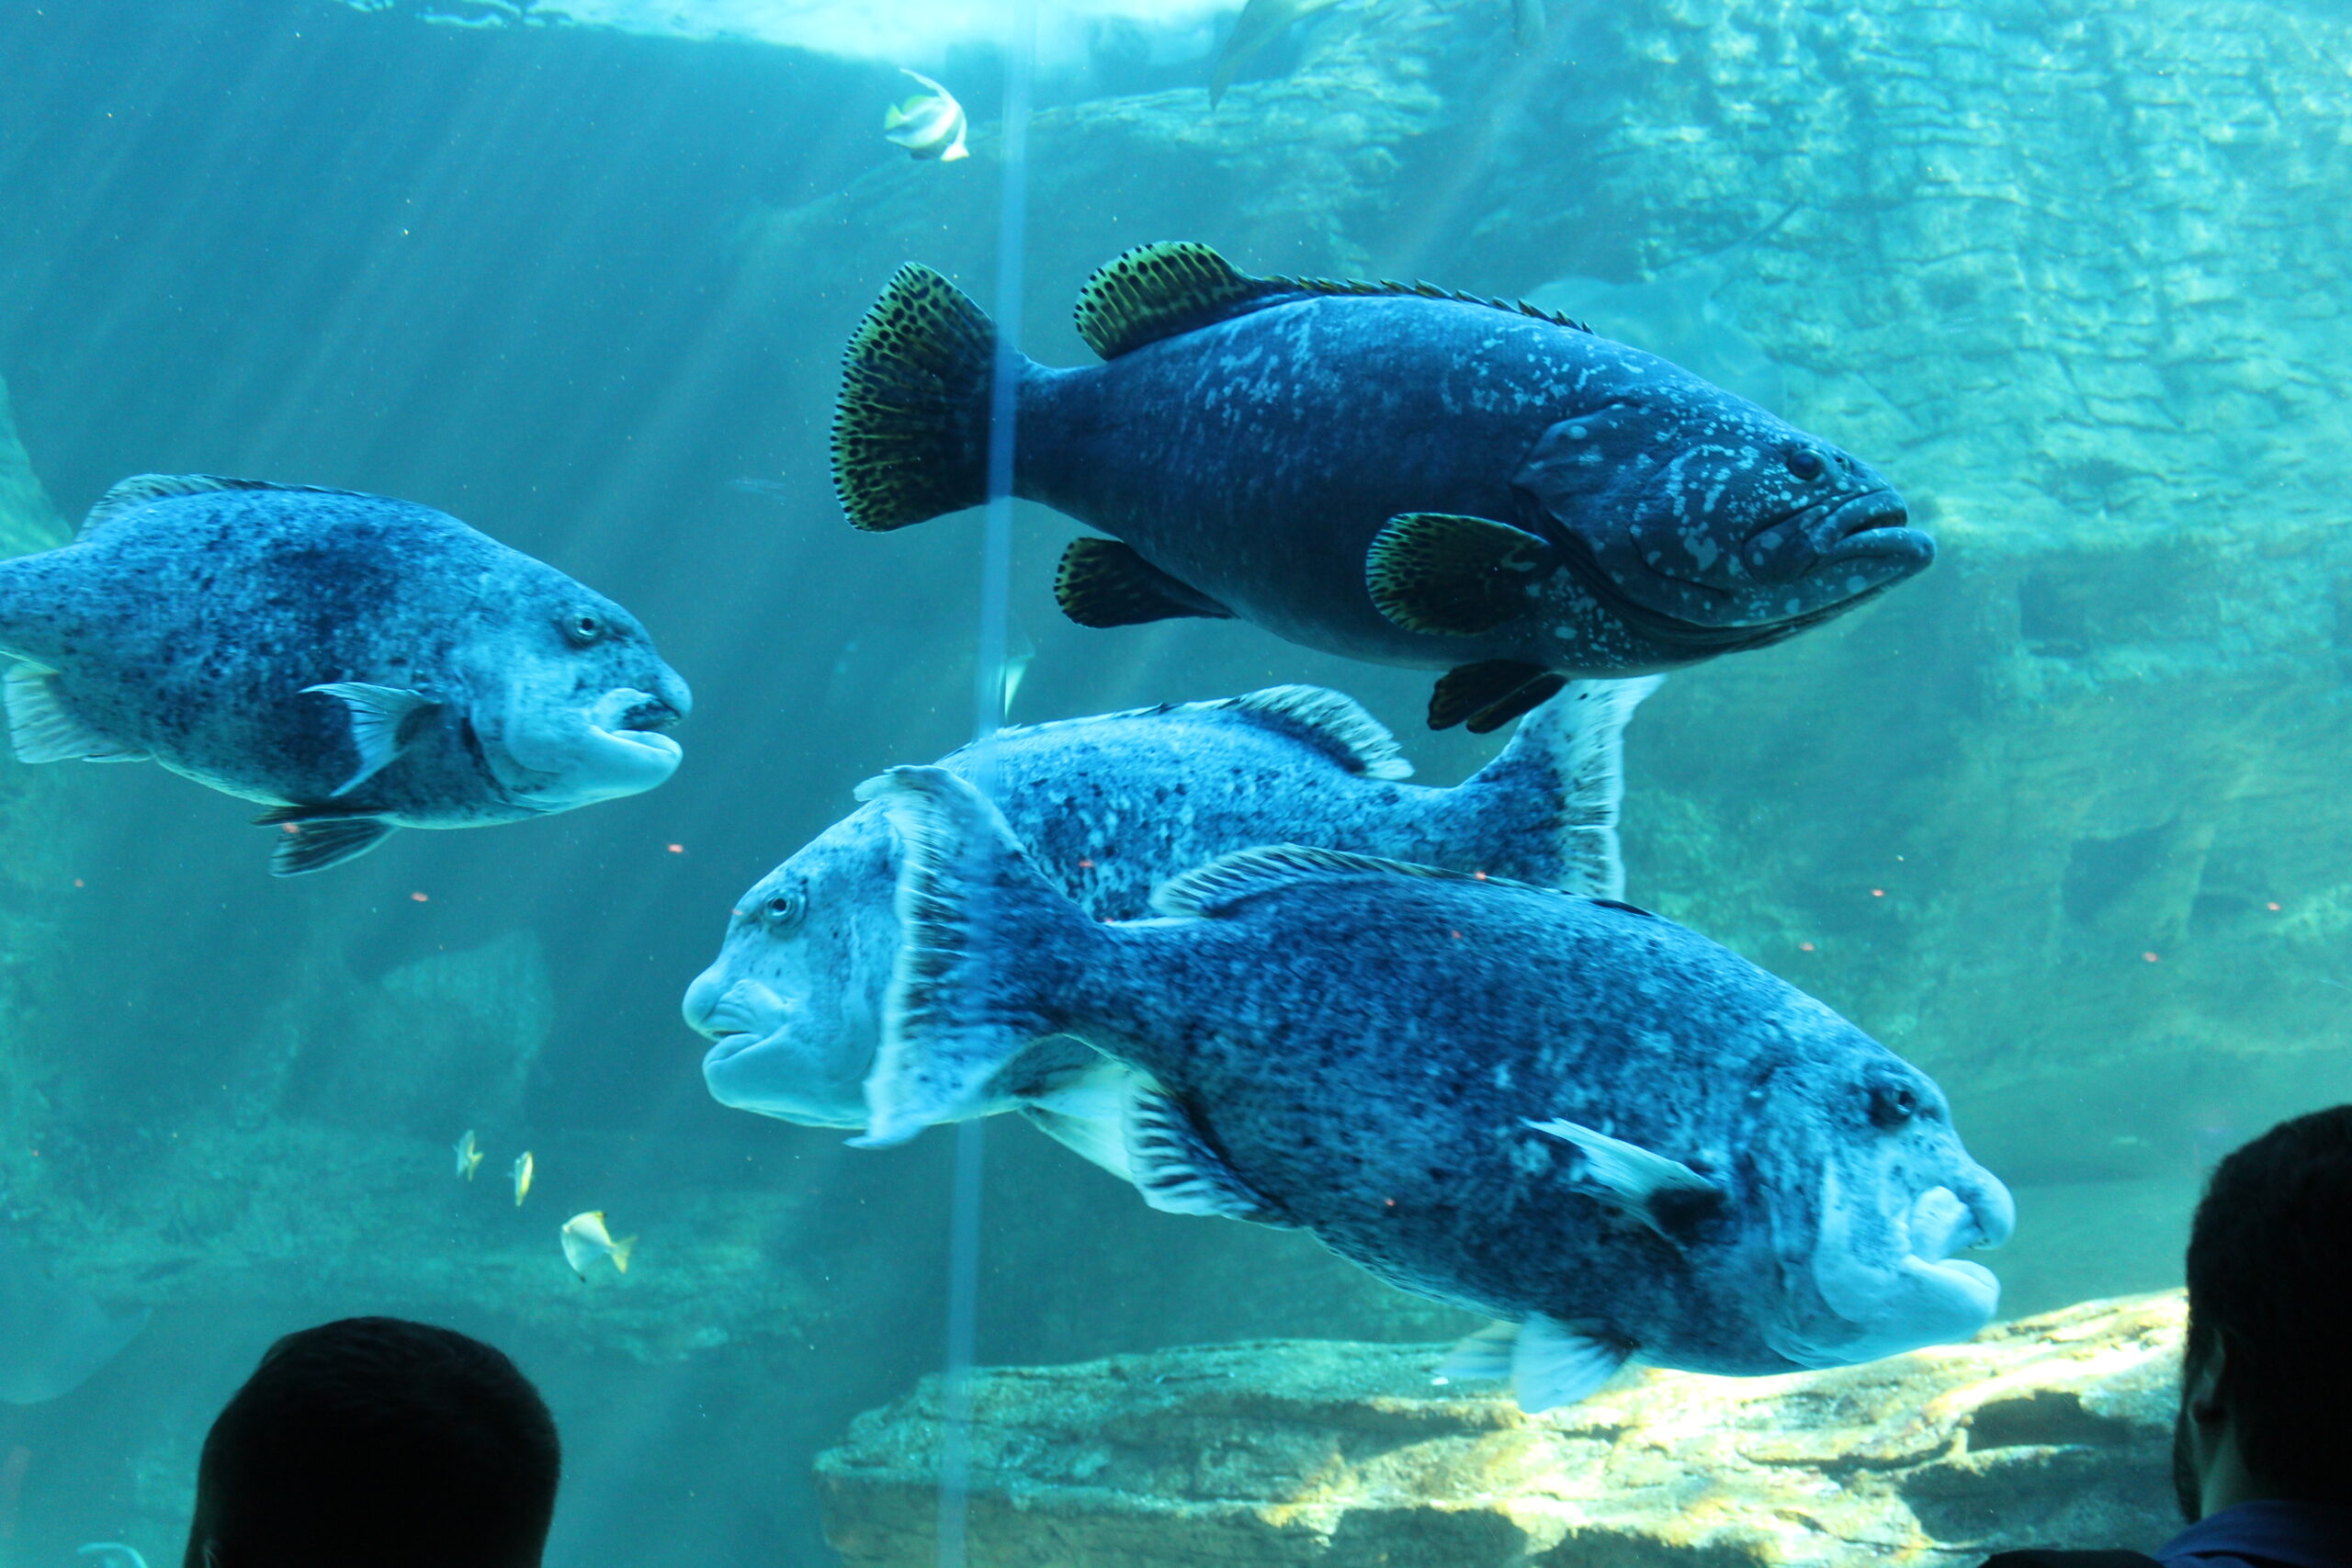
[0,0,2346,1562]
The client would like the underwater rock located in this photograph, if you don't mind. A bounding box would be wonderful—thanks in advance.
[817,1291,2184,1568]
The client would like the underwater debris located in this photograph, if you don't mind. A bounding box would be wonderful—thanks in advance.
[854,766,2012,1411]
[685,677,1653,1152]
[833,242,1925,731]
[0,476,691,874]
[883,69,968,162]
[560,1212,635,1278]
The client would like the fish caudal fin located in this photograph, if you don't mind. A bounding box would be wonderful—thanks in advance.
[852,765,1103,1145]
[608,1235,636,1275]
[1442,675,1660,897]
[832,265,1000,533]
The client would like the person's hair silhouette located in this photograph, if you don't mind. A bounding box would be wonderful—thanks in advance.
[183,1316,560,1568]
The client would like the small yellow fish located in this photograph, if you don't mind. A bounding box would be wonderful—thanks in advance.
[512,1151,534,1207]
[560,1211,636,1278]
[883,68,969,163]
[453,1129,483,1181]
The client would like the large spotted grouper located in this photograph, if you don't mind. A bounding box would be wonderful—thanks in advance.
[854,766,2013,1412]
[833,241,1929,732]
[0,475,690,874]
[682,676,1657,1173]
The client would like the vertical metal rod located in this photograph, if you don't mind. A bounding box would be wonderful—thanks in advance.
[936,5,1035,1566]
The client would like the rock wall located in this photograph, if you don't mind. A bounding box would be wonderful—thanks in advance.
[818,1293,2186,1568]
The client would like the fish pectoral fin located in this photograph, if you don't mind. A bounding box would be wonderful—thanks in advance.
[3,663,149,764]
[266,815,394,876]
[1512,1314,1634,1413]
[1367,513,1558,637]
[1526,1118,1724,1240]
[301,682,443,796]
[1428,660,1564,734]
[1054,537,1235,628]
[1122,1086,1297,1227]
[1073,241,1292,358]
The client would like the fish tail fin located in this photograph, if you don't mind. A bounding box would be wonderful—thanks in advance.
[610,1235,637,1274]
[832,265,1007,533]
[1440,676,1661,897]
[852,765,1104,1145]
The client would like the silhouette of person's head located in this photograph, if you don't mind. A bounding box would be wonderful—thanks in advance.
[2175,1105,2352,1520]
[183,1316,560,1568]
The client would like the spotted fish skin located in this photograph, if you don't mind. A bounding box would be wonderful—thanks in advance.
[832,243,1929,730]
[0,476,689,873]
[683,679,1655,1143]
[857,767,2014,1400]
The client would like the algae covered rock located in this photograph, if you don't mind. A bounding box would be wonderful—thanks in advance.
[817,1292,2184,1568]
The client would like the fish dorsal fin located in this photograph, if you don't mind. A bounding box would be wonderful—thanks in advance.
[79,474,356,536]
[1074,242,1594,361]
[1075,243,1290,359]
[1150,843,1527,919]
[1206,685,1413,780]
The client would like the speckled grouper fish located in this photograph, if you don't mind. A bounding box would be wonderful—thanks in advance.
[0,475,690,874]
[854,766,2013,1412]
[682,677,1657,1175]
[832,241,1928,732]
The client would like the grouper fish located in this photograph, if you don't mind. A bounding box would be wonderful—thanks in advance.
[0,475,690,874]
[833,242,1929,731]
[683,677,1656,1173]
[854,766,2013,1411]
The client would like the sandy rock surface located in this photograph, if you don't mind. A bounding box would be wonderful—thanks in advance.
[819,1292,2185,1568]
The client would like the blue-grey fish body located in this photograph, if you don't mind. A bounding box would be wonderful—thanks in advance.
[0,476,690,874]
[859,767,2013,1409]
[833,242,1928,731]
[683,679,1655,1165]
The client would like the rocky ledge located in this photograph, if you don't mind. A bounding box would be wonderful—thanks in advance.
[818,1292,2184,1568]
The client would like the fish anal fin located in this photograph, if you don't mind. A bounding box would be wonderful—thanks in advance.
[1214,685,1411,780]
[1436,1321,1520,1384]
[1368,513,1558,637]
[267,817,394,876]
[1513,1314,1634,1413]
[1054,536,1234,627]
[1427,660,1558,733]
[1123,1087,1295,1226]
[3,663,148,764]
[302,682,442,796]
[80,474,361,536]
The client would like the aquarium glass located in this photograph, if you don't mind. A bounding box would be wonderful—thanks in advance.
[1,0,2346,1562]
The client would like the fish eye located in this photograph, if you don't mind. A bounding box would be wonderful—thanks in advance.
[1867,1082,1920,1130]
[759,892,804,932]
[1784,449,1826,482]
[561,610,606,647]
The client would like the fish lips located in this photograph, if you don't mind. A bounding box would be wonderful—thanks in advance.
[1738,488,1931,591]
[501,682,688,805]
[690,976,870,1127]
[1773,1163,2013,1369]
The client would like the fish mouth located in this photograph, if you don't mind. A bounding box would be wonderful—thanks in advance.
[591,688,685,761]
[1776,1169,2009,1369]
[1810,490,1930,570]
